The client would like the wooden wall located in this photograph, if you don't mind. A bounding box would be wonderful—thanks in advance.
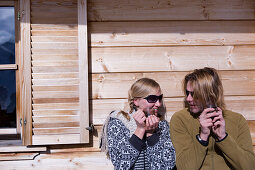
[1,0,254,169]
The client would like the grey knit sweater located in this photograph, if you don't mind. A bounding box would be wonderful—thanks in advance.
[107,116,176,170]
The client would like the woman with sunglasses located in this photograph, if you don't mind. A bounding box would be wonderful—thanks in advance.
[100,78,176,170]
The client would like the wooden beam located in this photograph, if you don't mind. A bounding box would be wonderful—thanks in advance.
[20,0,32,145]
[78,0,89,143]
[90,45,255,73]
[89,21,255,47]
[0,64,18,70]
[87,0,255,21]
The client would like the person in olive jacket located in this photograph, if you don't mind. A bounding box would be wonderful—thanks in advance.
[170,67,255,170]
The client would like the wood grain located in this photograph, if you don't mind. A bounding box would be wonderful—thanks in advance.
[88,0,255,21]
[90,45,255,72]
[89,21,255,47]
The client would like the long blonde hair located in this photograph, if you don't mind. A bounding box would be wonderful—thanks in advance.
[183,67,225,110]
[120,78,165,120]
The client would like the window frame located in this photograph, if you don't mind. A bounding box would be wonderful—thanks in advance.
[0,0,21,136]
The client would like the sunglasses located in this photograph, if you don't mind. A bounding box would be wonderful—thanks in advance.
[185,90,194,97]
[144,94,163,103]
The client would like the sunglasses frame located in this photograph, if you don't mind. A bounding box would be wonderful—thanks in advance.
[143,94,163,103]
[185,90,194,97]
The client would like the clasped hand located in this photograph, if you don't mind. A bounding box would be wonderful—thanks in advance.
[199,107,226,141]
[133,109,159,138]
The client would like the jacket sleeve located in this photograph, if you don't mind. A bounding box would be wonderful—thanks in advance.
[107,118,143,169]
[216,114,255,170]
[170,113,208,170]
[147,120,176,170]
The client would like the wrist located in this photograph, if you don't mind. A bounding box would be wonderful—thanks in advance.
[199,133,209,141]
[216,133,227,141]
[134,128,145,139]
[196,134,209,146]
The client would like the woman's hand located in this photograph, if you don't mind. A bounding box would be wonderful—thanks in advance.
[133,108,146,139]
[145,115,159,137]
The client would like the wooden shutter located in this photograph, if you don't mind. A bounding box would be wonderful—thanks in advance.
[20,0,89,145]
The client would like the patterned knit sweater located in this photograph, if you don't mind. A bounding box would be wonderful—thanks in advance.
[107,116,176,170]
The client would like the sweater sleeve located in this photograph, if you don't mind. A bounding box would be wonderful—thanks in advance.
[147,120,176,170]
[170,112,208,170]
[216,114,255,170]
[107,118,142,169]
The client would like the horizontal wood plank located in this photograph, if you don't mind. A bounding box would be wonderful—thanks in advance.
[32,134,81,145]
[0,146,46,153]
[33,127,80,135]
[32,98,79,104]
[32,49,78,55]
[32,79,79,86]
[31,30,78,36]
[90,71,255,99]
[31,36,77,42]
[91,45,255,72]
[32,91,79,98]
[33,110,79,116]
[89,21,255,47]
[32,73,79,79]
[91,96,255,125]
[31,42,78,49]
[32,54,78,60]
[31,24,78,30]
[0,153,39,161]
[88,0,255,21]
[32,115,80,124]
[33,103,79,110]
[0,64,18,70]
[32,66,79,73]
[0,152,113,169]
[33,122,80,129]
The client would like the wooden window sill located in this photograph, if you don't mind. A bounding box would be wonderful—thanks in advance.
[0,144,46,161]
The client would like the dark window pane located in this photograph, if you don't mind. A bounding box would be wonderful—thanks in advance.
[0,70,16,128]
[0,7,15,64]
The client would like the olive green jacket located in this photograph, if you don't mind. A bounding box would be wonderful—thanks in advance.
[170,108,255,170]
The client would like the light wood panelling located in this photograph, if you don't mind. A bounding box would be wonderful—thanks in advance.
[31,24,78,30]
[32,49,78,55]
[32,134,81,145]
[33,127,80,135]
[32,85,79,92]
[29,0,91,145]
[0,152,113,170]
[32,73,79,79]
[0,153,39,161]
[31,0,77,24]
[89,21,255,47]
[20,0,32,145]
[32,55,78,60]
[31,30,78,36]
[88,0,255,21]
[31,42,78,49]
[91,96,255,125]
[32,79,79,86]
[91,71,255,99]
[91,45,255,72]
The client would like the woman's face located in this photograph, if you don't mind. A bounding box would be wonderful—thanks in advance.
[134,88,162,116]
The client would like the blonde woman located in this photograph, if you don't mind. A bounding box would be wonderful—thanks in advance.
[100,78,176,170]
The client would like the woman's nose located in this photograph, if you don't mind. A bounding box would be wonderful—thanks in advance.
[155,99,161,106]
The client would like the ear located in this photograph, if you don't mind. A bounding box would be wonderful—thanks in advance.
[133,98,139,108]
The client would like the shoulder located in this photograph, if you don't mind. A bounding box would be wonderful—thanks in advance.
[170,108,191,122]
[223,110,247,124]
